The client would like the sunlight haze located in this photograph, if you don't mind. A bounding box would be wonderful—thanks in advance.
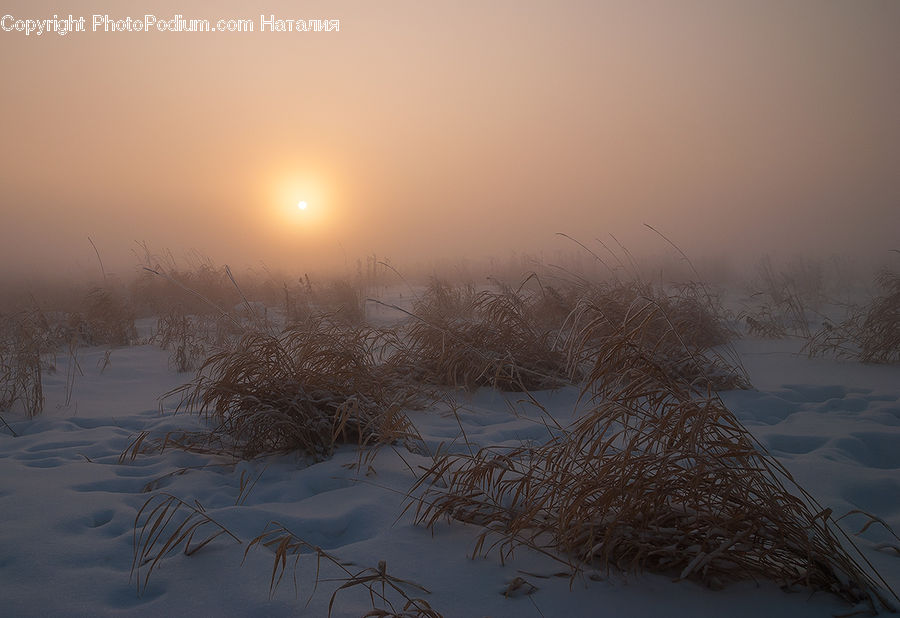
[2,0,898,279]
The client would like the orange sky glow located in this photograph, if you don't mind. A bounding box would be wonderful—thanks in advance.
[1,0,898,280]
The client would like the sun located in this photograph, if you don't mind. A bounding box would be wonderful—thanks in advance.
[264,168,340,235]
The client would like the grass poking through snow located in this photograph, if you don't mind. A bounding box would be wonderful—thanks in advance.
[409,290,896,611]
[392,278,571,391]
[162,315,422,460]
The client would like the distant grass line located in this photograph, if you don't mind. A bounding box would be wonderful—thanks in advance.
[128,273,748,463]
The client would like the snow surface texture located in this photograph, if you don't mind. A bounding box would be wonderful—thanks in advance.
[1,338,898,617]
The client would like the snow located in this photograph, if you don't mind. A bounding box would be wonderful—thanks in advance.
[1,336,898,616]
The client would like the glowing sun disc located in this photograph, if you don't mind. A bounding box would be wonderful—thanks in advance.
[297,200,308,210]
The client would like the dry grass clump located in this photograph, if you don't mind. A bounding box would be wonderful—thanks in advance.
[567,282,744,392]
[806,270,899,364]
[528,283,580,331]
[665,282,734,350]
[283,276,315,325]
[150,301,254,374]
[281,276,366,325]
[318,279,366,324]
[393,274,737,392]
[413,278,477,322]
[411,307,896,611]
[412,396,896,608]
[68,286,137,346]
[743,310,789,339]
[740,257,824,340]
[130,251,242,317]
[151,308,213,373]
[0,309,50,419]
[855,270,900,363]
[164,316,420,459]
[395,279,569,391]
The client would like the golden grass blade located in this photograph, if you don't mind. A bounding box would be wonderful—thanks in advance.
[131,493,241,595]
[243,522,441,617]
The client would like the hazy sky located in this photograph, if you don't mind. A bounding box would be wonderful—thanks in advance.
[2,0,898,278]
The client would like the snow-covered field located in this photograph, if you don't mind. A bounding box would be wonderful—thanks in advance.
[1,325,898,616]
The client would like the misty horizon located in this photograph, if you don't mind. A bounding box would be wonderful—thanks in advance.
[2,1,899,281]
[2,4,900,613]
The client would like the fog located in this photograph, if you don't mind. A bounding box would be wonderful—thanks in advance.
[2,0,898,282]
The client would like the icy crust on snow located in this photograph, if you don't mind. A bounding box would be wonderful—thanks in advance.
[0,340,898,616]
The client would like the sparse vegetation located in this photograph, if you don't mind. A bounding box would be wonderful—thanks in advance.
[2,248,897,614]
[150,306,237,373]
[131,493,242,595]
[132,499,442,616]
[246,523,441,617]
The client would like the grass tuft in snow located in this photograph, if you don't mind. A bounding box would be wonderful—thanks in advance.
[566,281,746,391]
[805,270,900,364]
[411,296,896,611]
[0,309,53,419]
[162,315,422,460]
[72,286,138,346]
[391,277,571,391]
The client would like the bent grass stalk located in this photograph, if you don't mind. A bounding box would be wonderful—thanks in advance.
[409,291,896,611]
[244,522,441,617]
[131,499,442,616]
